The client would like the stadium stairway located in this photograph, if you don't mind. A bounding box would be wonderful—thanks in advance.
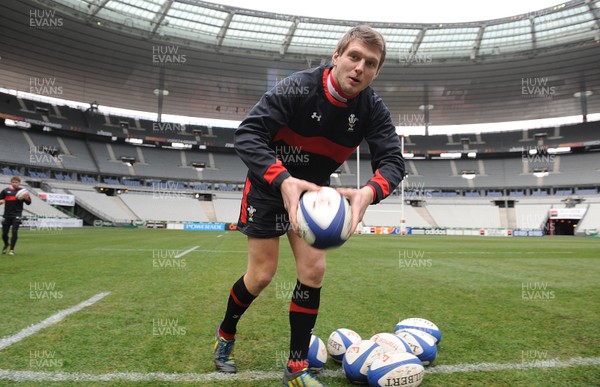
[115,197,141,221]
[199,201,217,222]
[499,207,517,229]
[413,206,438,227]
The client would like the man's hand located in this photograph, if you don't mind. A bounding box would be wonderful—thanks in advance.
[280,177,321,233]
[336,186,374,235]
[0,199,4,206]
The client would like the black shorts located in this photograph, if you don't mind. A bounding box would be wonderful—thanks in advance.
[2,216,21,229]
[237,178,292,238]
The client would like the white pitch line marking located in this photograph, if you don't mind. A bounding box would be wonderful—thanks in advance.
[174,246,199,259]
[0,357,598,383]
[0,292,111,351]
[95,248,246,253]
[426,356,600,373]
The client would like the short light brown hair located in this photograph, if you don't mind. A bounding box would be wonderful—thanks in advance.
[334,25,387,70]
[10,176,21,183]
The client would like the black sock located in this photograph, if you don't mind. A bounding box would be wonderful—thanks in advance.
[219,275,256,340]
[288,280,321,372]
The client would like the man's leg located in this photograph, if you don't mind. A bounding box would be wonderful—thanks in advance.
[1,218,10,254]
[284,231,326,383]
[219,236,280,336]
[215,236,280,373]
[9,218,21,253]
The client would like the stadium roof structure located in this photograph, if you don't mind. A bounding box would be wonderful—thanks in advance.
[0,0,599,128]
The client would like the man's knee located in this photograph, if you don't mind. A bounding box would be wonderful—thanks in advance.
[245,271,275,293]
[298,258,326,288]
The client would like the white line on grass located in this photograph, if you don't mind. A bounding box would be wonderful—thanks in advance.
[0,292,111,351]
[95,248,246,253]
[426,356,600,373]
[0,357,598,383]
[431,251,573,255]
[174,246,199,258]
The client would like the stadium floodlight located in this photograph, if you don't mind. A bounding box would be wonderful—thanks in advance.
[461,170,476,180]
[171,142,192,149]
[440,152,462,159]
[5,119,31,128]
[533,168,549,177]
[95,186,116,196]
[125,137,143,145]
[120,156,136,166]
[547,146,571,154]
[153,89,170,96]
[573,91,593,98]
[192,162,206,171]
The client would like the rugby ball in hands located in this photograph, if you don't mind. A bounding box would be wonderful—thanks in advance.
[297,187,352,249]
[16,189,29,201]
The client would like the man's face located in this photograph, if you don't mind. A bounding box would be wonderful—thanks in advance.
[331,40,382,96]
[11,179,20,189]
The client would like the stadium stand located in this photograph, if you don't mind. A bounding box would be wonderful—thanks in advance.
[58,137,99,172]
[119,192,210,222]
[577,200,600,234]
[67,186,136,223]
[361,199,432,228]
[515,202,553,229]
[213,192,244,223]
[425,199,502,229]
[1,91,598,232]
[202,153,248,182]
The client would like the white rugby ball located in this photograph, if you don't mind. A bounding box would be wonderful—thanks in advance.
[307,334,328,370]
[327,328,362,363]
[342,339,384,384]
[395,317,442,344]
[15,189,29,200]
[369,332,412,354]
[367,352,425,387]
[297,187,352,249]
[395,329,438,366]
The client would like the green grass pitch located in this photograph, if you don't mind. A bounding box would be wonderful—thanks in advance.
[0,228,599,386]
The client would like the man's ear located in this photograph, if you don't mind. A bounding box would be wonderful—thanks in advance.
[332,51,339,66]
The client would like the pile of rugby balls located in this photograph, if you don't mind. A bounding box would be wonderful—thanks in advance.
[307,318,441,386]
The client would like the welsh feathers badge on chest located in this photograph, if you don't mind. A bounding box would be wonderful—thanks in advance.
[347,114,358,132]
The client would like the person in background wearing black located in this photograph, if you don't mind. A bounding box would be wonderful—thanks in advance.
[0,176,32,256]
